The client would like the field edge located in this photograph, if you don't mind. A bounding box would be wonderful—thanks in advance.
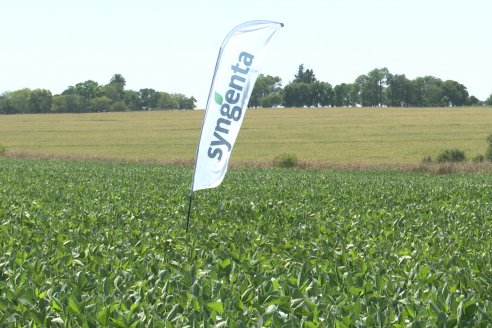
[4,151,492,174]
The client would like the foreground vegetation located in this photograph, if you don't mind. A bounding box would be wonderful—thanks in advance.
[1,157,491,326]
[1,108,492,166]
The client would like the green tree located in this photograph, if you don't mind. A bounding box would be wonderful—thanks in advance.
[283,65,320,107]
[110,73,126,89]
[103,74,126,102]
[443,80,468,107]
[484,93,492,106]
[350,68,391,107]
[175,94,196,109]
[333,83,352,107]
[294,64,317,83]
[283,82,311,107]
[349,82,361,107]
[103,83,122,102]
[111,101,128,112]
[6,89,31,113]
[367,68,391,107]
[386,74,411,107]
[310,81,333,107]
[51,95,86,113]
[466,95,480,106]
[157,92,179,109]
[139,88,158,109]
[260,94,282,108]
[411,76,445,107]
[73,80,102,99]
[61,85,76,95]
[124,90,141,110]
[0,94,17,114]
[89,96,112,112]
[249,74,282,107]
[352,74,369,106]
[28,89,52,113]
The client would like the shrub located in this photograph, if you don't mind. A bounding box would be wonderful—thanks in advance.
[0,144,6,155]
[421,156,432,164]
[436,149,466,163]
[486,134,492,161]
[273,153,298,168]
[472,154,485,163]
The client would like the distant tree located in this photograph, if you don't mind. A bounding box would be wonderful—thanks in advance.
[0,94,17,114]
[103,83,123,102]
[370,68,390,106]
[6,89,31,113]
[124,90,141,110]
[28,89,52,113]
[310,81,333,107]
[89,96,112,112]
[260,94,282,108]
[249,74,282,107]
[50,96,64,113]
[61,86,76,95]
[157,92,179,109]
[443,80,468,107]
[333,83,352,107]
[485,93,492,106]
[283,82,311,107]
[411,76,446,107]
[386,74,411,107]
[111,100,128,112]
[466,95,480,106]
[110,74,126,89]
[352,74,369,106]
[282,65,322,107]
[104,74,126,102]
[73,80,102,99]
[351,69,391,107]
[139,88,158,109]
[349,82,361,107]
[293,64,317,84]
[175,94,196,109]
[51,94,86,113]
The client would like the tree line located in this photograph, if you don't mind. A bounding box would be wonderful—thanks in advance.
[0,74,196,114]
[3,68,492,114]
[249,65,492,108]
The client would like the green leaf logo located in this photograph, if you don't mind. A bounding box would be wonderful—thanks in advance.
[214,92,223,105]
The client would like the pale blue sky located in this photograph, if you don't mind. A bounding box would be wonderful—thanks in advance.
[2,0,491,108]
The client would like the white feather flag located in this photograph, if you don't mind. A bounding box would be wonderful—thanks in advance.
[192,20,283,191]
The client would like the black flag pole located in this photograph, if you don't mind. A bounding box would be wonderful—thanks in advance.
[185,191,193,233]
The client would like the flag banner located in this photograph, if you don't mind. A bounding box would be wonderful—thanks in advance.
[192,20,283,192]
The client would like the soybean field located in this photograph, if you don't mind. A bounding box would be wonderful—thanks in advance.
[1,157,491,326]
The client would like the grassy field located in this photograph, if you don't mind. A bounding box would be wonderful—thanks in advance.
[1,107,491,165]
[1,157,491,326]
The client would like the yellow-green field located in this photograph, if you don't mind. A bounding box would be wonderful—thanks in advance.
[1,107,491,165]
